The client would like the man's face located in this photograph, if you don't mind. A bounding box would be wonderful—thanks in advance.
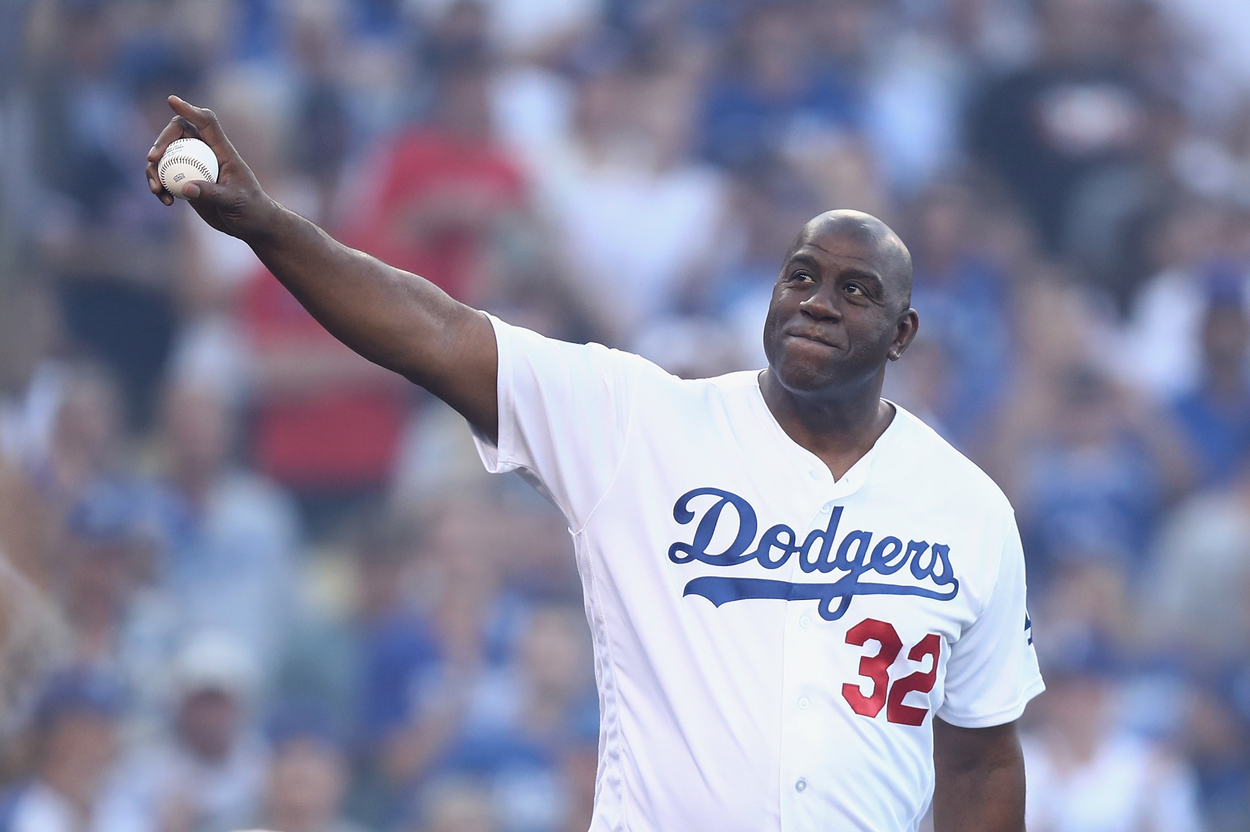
[762,219,915,397]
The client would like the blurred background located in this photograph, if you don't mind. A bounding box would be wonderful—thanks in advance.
[0,0,1249,830]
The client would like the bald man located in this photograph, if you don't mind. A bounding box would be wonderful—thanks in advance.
[147,98,1042,832]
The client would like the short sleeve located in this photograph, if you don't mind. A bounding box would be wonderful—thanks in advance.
[471,315,644,530]
[937,513,1045,728]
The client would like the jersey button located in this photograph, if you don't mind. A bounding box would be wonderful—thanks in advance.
[819,503,831,513]
[795,778,807,792]
[808,470,821,480]
[799,616,811,629]
[798,697,809,710]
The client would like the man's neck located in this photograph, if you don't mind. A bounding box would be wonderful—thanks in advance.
[759,370,895,480]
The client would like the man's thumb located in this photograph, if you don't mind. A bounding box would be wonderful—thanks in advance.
[182,180,227,202]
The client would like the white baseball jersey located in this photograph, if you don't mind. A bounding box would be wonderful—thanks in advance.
[472,316,1045,832]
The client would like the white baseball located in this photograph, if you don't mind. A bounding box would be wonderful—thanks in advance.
[158,138,219,199]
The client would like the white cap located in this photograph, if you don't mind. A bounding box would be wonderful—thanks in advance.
[170,631,260,700]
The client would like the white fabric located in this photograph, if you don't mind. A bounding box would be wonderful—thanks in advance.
[1023,732,1204,832]
[1117,266,1250,400]
[9,783,87,832]
[526,140,728,339]
[472,317,1044,832]
[100,734,269,832]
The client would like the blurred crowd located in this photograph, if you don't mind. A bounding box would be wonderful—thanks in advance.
[1,0,1250,830]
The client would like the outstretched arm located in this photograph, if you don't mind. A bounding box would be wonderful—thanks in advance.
[144,96,498,440]
[932,718,1026,832]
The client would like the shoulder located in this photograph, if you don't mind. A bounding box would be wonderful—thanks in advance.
[884,404,1014,517]
[490,315,692,387]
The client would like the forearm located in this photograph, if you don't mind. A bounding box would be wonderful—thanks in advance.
[246,203,477,391]
[932,719,1026,832]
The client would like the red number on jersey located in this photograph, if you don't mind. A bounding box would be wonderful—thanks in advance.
[842,622,942,725]
[840,618,903,718]
[886,633,941,726]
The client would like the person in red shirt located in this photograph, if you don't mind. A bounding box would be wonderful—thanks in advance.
[346,59,528,305]
[244,59,528,521]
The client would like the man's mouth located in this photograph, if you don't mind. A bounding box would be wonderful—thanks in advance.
[785,330,842,350]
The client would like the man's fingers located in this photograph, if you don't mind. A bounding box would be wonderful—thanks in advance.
[147,116,196,163]
[146,113,199,202]
[167,95,236,161]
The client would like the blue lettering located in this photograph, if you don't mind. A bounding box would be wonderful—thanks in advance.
[868,536,906,574]
[667,488,961,621]
[918,543,958,589]
[668,488,758,566]
[835,530,874,571]
[799,506,843,574]
[753,524,799,569]
[910,541,935,581]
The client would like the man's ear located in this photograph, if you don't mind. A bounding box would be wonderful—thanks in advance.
[889,309,920,361]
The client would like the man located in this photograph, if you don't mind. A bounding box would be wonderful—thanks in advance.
[104,632,268,832]
[0,669,124,832]
[145,96,1043,832]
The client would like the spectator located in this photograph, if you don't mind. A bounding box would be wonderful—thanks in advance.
[1142,457,1250,673]
[346,58,528,305]
[705,156,823,369]
[50,479,175,713]
[969,0,1148,255]
[1170,285,1250,487]
[700,2,858,170]
[240,260,411,533]
[106,633,267,832]
[0,282,65,585]
[151,378,299,671]
[1119,206,1248,400]
[528,56,728,345]
[252,703,371,832]
[0,282,65,477]
[0,669,124,832]
[1022,642,1204,832]
[0,554,70,739]
[362,501,506,798]
[29,4,189,429]
[437,602,597,832]
[407,777,497,832]
[277,511,440,827]
[904,182,1016,446]
[36,363,130,527]
[989,362,1192,574]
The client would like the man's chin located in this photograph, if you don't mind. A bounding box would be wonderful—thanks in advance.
[768,362,842,396]
[766,353,880,401]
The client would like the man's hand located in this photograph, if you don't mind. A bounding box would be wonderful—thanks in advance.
[145,96,277,240]
[932,718,1026,832]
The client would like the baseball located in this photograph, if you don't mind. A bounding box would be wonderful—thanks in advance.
[158,138,219,199]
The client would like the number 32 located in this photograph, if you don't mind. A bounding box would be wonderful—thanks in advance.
[841,618,941,726]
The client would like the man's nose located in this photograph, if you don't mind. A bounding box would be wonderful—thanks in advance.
[798,284,842,320]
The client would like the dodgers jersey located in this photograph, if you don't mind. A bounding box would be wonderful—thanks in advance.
[472,316,1045,832]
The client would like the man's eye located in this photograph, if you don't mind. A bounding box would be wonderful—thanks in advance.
[792,271,815,284]
[845,283,864,295]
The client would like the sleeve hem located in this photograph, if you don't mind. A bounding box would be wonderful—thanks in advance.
[936,676,1046,729]
[470,313,520,475]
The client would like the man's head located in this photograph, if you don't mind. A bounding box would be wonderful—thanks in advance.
[31,669,124,805]
[171,632,259,763]
[762,210,918,400]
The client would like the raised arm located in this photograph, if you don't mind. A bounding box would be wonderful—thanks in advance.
[931,718,1027,832]
[144,96,499,440]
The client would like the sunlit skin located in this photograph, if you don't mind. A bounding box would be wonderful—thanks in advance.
[759,210,919,480]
